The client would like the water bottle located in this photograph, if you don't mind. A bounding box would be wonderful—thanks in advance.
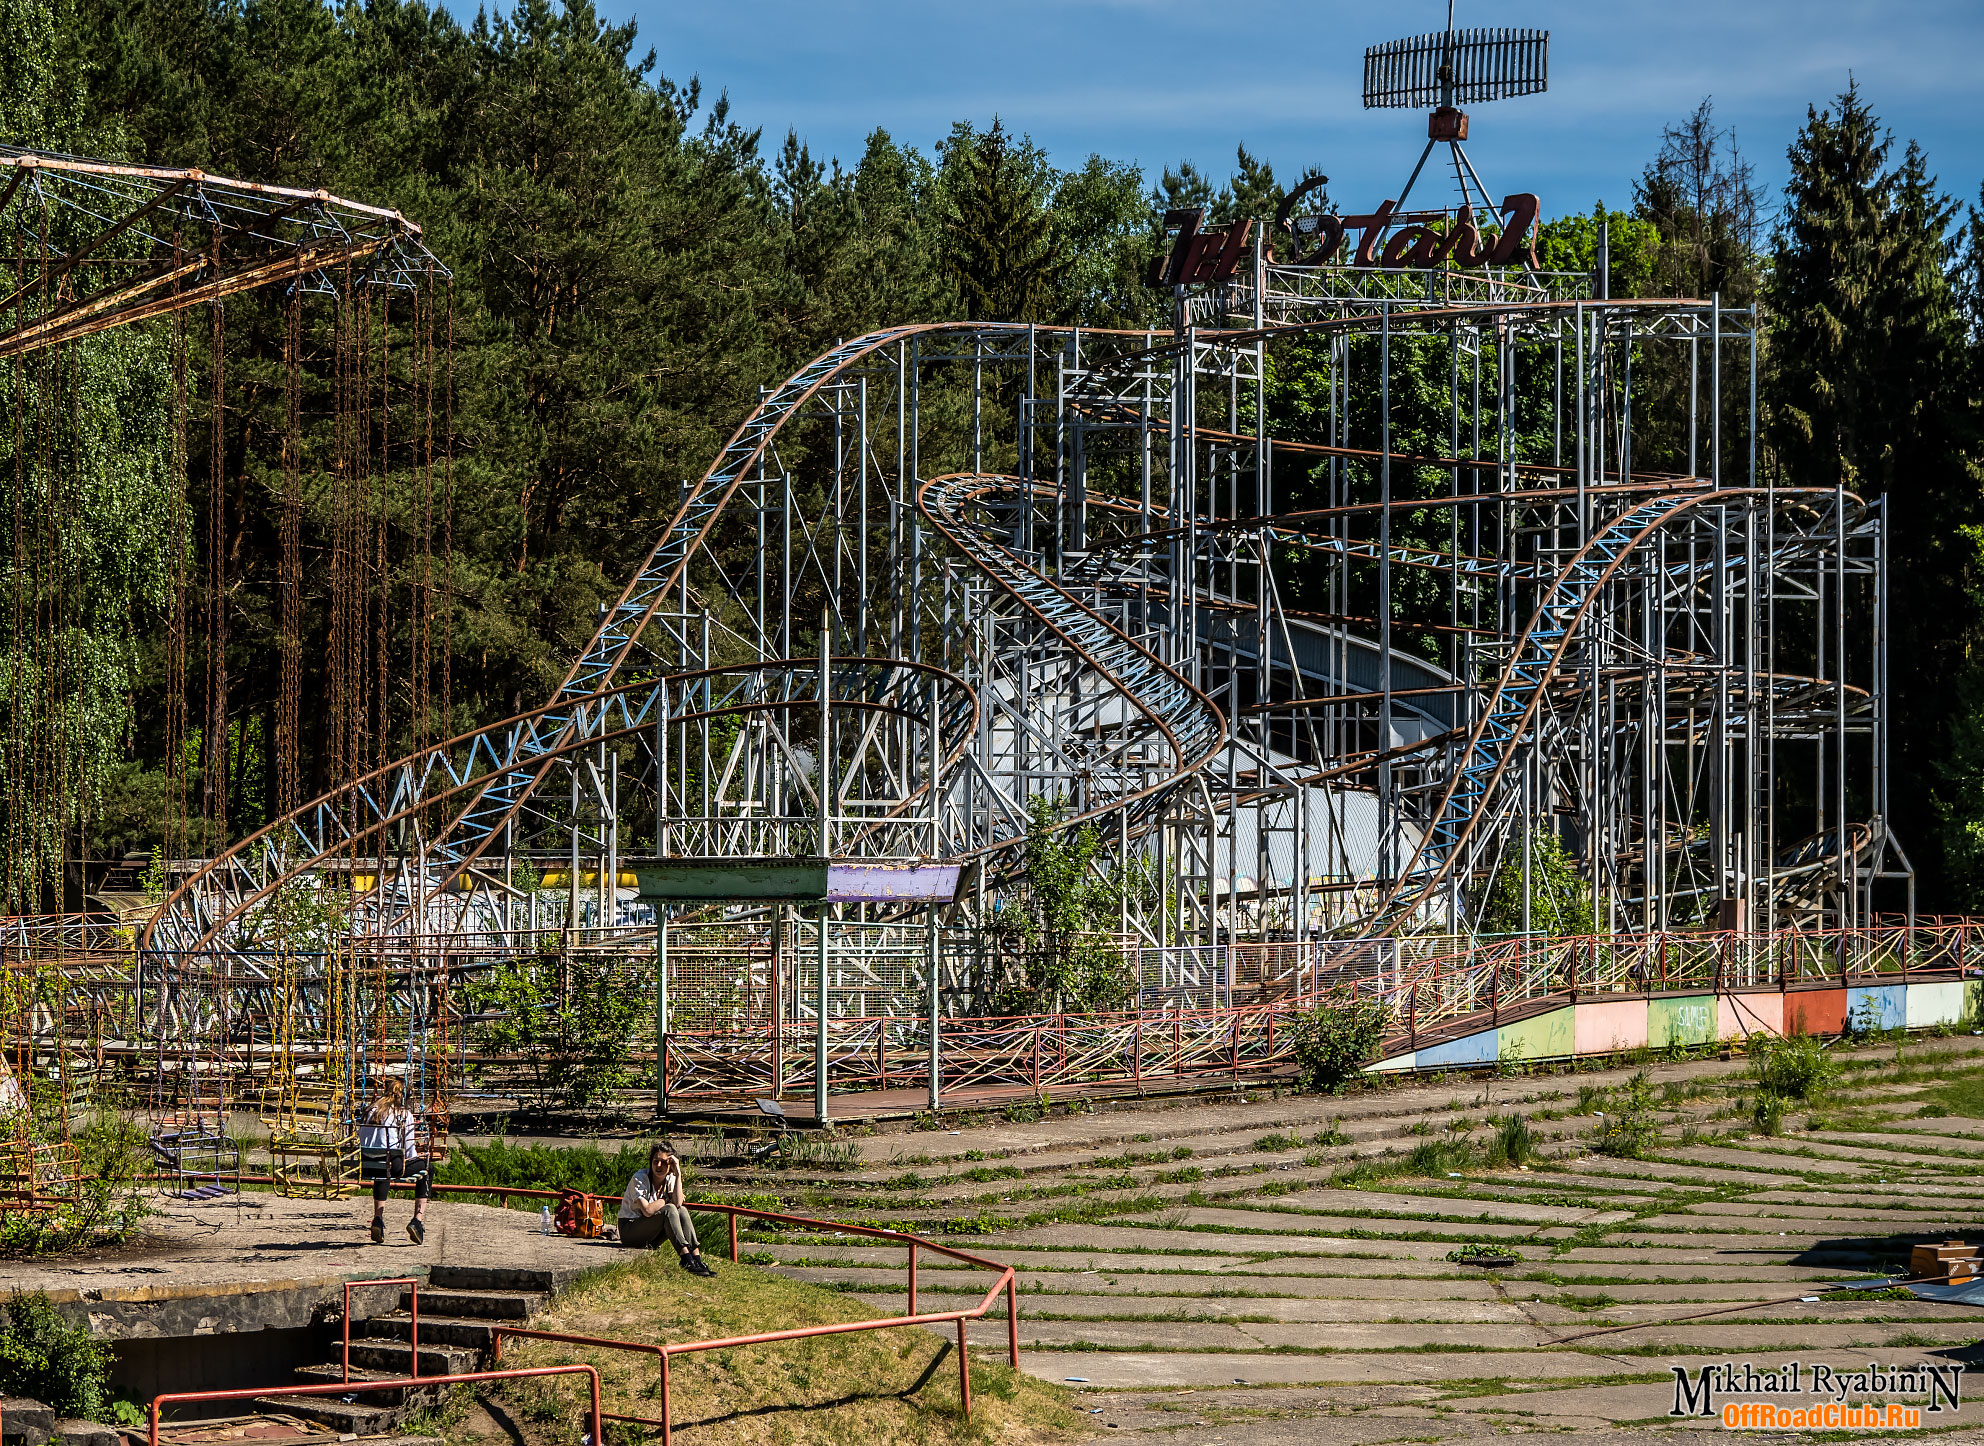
[541,1205,553,1235]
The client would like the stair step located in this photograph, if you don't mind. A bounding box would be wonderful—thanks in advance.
[399,1288,548,1320]
[292,1364,439,1406]
[365,1314,502,1349]
[428,1264,584,1294]
[345,1340,479,1376]
[253,1395,401,1434]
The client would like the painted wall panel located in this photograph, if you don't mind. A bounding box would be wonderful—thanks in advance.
[1573,999,1647,1056]
[1360,974,1969,1080]
[1906,981,1966,1030]
[1415,1029,1498,1069]
[1498,1008,1573,1062]
[1648,993,1716,1049]
[1846,984,1905,1032]
[1721,990,1783,1040]
[1784,988,1846,1036]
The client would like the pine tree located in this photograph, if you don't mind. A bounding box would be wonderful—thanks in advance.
[1634,98,1763,302]
[1154,160,1216,215]
[1768,84,1911,495]
[939,119,1061,324]
[1958,185,1984,341]
[1217,143,1279,225]
[1767,85,1984,907]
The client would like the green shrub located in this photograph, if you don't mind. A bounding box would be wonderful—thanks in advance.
[1473,828,1593,936]
[0,1102,149,1256]
[1593,1071,1662,1158]
[1750,1033,1835,1100]
[1486,1114,1536,1167]
[463,951,647,1113]
[0,1291,110,1418]
[1287,995,1391,1094]
[436,1137,652,1198]
[1751,1092,1787,1137]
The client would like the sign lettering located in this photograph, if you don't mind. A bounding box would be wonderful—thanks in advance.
[1148,209,1254,289]
[1273,184,1541,273]
[1148,190,1543,290]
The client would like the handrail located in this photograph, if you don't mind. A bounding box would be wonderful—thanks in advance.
[148,1365,600,1446]
[489,1200,1021,1444]
[343,1276,419,1383]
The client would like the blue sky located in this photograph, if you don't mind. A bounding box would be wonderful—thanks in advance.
[602,0,1984,226]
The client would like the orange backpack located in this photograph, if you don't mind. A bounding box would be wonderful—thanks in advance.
[553,1189,604,1238]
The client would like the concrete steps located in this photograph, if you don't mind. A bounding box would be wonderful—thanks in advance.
[290,1362,434,1404]
[722,1045,1984,1397]
[404,1287,549,1319]
[256,1260,562,1437]
[249,1392,402,1435]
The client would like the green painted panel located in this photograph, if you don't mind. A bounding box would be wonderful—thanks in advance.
[1648,993,1716,1049]
[1498,1007,1573,1061]
[635,858,830,900]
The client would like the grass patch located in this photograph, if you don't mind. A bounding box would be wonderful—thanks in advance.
[1750,1034,1837,1101]
[436,1137,651,1199]
[1093,1147,1192,1168]
[484,1251,1079,1446]
[1909,1069,1984,1120]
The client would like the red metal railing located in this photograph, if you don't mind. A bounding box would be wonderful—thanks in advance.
[662,923,1982,1101]
[127,1184,1022,1440]
[490,1202,1021,1445]
[343,1276,419,1383]
[147,1365,601,1446]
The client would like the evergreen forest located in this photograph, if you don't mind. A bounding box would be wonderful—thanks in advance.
[5,0,1984,913]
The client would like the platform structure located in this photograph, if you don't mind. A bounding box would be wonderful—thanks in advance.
[632,855,958,1124]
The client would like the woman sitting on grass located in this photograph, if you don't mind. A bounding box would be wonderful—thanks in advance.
[617,1142,713,1275]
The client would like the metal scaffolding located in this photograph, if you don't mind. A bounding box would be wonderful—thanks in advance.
[0,59,1911,1121]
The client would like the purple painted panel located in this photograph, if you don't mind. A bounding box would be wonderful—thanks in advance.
[825,863,961,903]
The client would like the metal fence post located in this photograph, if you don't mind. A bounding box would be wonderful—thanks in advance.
[815,906,830,1126]
[928,908,942,1112]
[656,910,669,1117]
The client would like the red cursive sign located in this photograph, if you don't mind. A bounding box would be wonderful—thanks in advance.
[1148,209,1255,289]
[1274,191,1541,272]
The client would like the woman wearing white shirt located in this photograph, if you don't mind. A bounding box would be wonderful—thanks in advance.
[617,1142,711,1274]
[358,1078,431,1245]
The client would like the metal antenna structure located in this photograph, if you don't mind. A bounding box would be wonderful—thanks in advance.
[1363,5,1548,239]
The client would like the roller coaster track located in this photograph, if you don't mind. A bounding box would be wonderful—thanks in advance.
[141,659,979,955]
[145,307,1863,959]
[917,473,1227,841]
[1364,486,1848,930]
[143,323,1019,956]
